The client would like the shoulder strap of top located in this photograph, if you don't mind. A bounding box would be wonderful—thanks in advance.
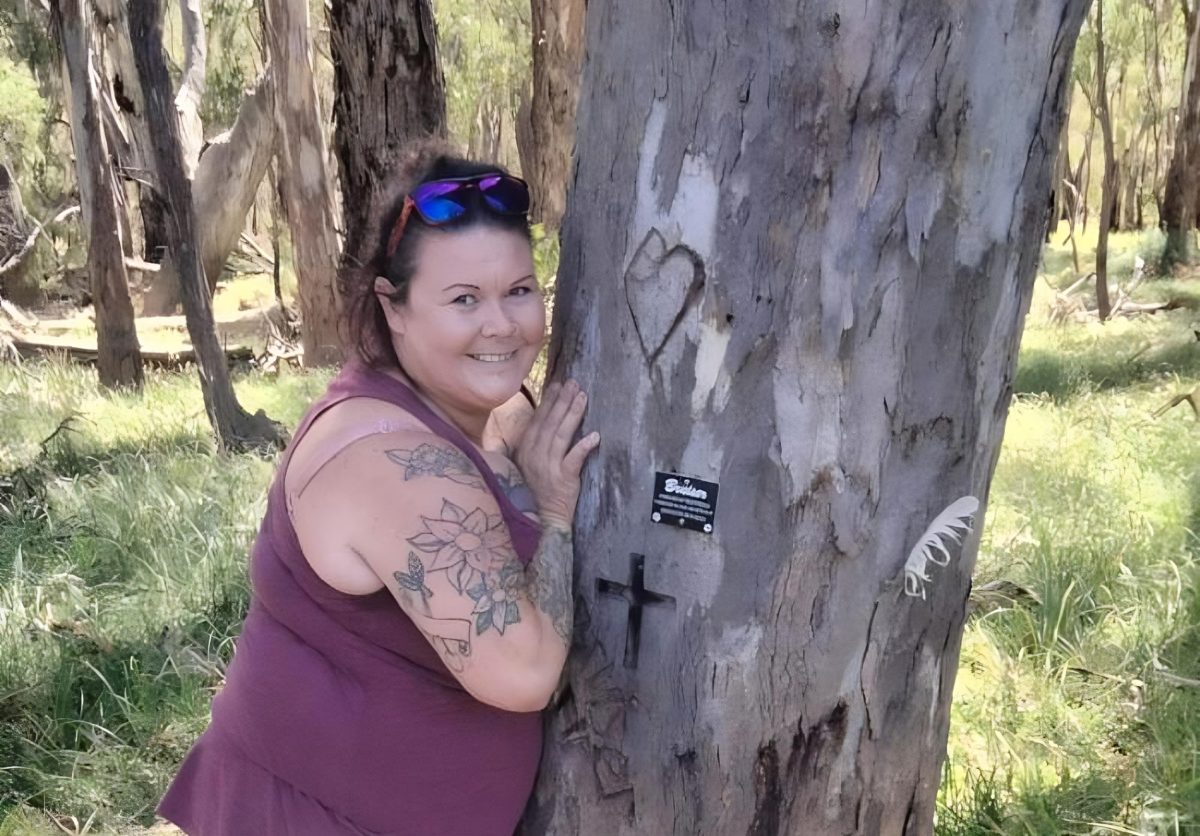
[353,364,525,512]
[286,363,539,548]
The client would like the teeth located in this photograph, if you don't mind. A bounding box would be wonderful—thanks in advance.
[471,351,517,362]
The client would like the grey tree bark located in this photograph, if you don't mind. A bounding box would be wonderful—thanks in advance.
[129,0,284,452]
[1092,2,1116,319]
[520,2,1088,834]
[52,0,143,390]
[1162,1,1200,265]
[520,0,585,230]
[328,0,447,267]
[265,0,342,366]
[94,0,170,265]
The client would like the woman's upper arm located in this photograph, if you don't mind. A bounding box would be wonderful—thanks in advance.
[326,431,559,712]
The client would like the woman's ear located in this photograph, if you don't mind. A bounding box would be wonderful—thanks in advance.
[374,277,407,336]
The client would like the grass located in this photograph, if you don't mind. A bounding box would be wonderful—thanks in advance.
[937,232,1200,834]
[0,363,328,833]
[0,229,1197,833]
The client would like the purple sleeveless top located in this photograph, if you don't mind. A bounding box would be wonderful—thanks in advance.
[158,362,543,835]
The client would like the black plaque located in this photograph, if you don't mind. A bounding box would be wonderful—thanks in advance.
[651,471,719,534]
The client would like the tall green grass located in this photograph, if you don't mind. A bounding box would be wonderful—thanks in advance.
[938,233,1200,835]
[0,364,328,833]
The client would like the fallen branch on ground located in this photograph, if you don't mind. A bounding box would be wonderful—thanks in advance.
[0,205,81,278]
[12,335,254,369]
[1152,387,1200,420]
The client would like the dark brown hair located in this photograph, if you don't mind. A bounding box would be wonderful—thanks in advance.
[340,140,532,368]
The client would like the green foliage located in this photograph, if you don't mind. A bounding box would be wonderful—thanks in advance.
[434,0,530,169]
[201,0,263,132]
[0,53,45,175]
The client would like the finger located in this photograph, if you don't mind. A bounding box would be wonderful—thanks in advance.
[540,380,580,450]
[548,389,588,459]
[523,381,560,448]
[561,431,601,476]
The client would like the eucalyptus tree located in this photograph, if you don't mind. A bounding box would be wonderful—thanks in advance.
[520,1,1089,832]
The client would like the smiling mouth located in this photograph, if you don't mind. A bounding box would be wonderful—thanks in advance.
[469,351,518,363]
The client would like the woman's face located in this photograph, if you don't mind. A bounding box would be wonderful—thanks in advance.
[378,225,544,416]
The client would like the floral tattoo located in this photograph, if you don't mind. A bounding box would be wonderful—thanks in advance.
[408,499,521,615]
[386,444,485,490]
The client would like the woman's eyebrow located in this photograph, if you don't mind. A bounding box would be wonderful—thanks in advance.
[444,282,481,291]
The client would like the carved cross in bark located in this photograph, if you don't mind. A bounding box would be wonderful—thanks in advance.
[596,553,675,669]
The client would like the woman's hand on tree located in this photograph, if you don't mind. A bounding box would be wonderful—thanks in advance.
[515,380,600,530]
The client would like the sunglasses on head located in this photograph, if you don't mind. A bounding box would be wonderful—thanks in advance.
[386,174,531,257]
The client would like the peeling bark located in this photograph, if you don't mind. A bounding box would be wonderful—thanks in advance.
[174,0,207,179]
[143,70,278,314]
[130,0,284,452]
[328,0,447,267]
[520,2,1088,834]
[265,0,342,366]
[52,0,143,391]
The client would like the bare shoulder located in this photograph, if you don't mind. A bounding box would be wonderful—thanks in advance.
[284,396,425,498]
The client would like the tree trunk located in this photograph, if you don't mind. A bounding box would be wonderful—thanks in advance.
[93,0,171,266]
[174,0,207,179]
[1094,3,1115,320]
[129,0,285,452]
[0,162,32,292]
[1162,3,1200,265]
[520,1,1088,834]
[328,0,447,267]
[523,0,585,231]
[265,0,343,367]
[52,0,143,390]
[141,70,277,315]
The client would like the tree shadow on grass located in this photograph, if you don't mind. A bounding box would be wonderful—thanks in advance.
[1015,335,1200,400]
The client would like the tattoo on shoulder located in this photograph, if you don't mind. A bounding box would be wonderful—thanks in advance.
[385,444,485,490]
[394,551,433,605]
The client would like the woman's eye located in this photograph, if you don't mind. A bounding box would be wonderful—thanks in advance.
[510,286,533,297]
[452,294,478,305]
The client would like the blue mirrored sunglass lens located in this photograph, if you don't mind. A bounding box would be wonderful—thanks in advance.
[416,196,468,223]
[480,179,530,214]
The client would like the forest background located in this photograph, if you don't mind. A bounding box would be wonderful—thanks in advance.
[0,0,1198,833]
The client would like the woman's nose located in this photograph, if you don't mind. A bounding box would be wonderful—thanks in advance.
[480,299,519,338]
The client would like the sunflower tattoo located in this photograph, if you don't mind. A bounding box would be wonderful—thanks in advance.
[407,499,521,602]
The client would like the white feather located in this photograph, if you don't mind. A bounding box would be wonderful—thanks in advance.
[903,496,979,600]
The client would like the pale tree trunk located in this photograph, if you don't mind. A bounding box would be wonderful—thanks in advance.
[1163,2,1200,265]
[52,0,143,390]
[520,1,1088,834]
[265,0,342,367]
[141,71,277,315]
[93,0,170,264]
[1094,3,1115,320]
[175,0,206,179]
[129,0,284,452]
[521,0,585,230]
[328,0,447,267]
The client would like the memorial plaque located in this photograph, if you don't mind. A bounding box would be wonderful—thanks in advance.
[650,471,719,534]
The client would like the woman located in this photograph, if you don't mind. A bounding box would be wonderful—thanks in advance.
[158,143,599,835]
